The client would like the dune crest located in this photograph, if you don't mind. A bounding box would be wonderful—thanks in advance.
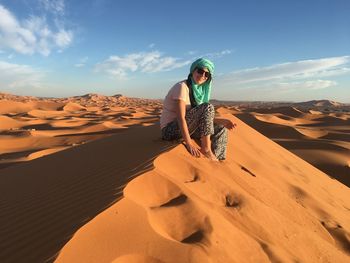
[60,102,87,112]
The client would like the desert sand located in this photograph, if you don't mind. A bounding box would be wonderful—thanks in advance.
[0,93,162,170]
[0,94,349,263]
[234,105,350,188]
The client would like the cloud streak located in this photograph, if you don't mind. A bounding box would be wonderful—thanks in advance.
[213,56,350,100]
[202,49,233,59]
[273,80,337,92]
[0,60,45,89]
[95,51,191,78]
[219,56,350,84]
[0,3,73,56]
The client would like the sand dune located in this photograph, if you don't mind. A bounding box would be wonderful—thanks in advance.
[0,100,34,114]
[0,94,162,168]
[309,109,323,115]
[309,115,350,126]
[294,127,329,138]
[27,109,68,118]
[254,113,316,126]
[26,147,71,160]
[61,102,87,112]
[1,94,349,263]
[251,106,305,118]
[54,116,350,263]
[0,115,24,129]
[235,112,306,140]
[235,107,350,188]
[0,125,173,263]
[50,119,90,128]
[33,101,66,111]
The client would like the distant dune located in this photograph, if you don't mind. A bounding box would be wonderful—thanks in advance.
[211,99,350,112]
[0,93,162,169]
[294,99,344,108]
[0,93,349,262]
[234,105,350,188]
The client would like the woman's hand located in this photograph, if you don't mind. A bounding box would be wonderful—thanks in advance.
[222,118,237,130]
[186,143,201,157]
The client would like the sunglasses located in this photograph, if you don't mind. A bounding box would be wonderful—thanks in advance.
[196,68,211,78]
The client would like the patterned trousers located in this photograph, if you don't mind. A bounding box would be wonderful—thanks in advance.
[161,103,228,160]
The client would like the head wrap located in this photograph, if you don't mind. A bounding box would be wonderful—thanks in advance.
[190,58,215,75]
[189,58,215,105]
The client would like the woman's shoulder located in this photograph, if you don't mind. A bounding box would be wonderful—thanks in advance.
[171,80,189,91]
[166,80,190,100]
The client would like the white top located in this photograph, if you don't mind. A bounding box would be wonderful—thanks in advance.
[160,80,191,129]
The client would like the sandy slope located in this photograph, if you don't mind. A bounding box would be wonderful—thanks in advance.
[235,107,350,188]
[0,124,174,263]
[54,115,350,263]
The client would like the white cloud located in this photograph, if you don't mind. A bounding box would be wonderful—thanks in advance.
[148,43,155,48]
[201,49,233,59]
[0,60,45,88]
[275,80,337,92]
[39,0,65,15]
[219,56,350,84]
[213,56,350,99]
[0,4,73,56]
[54,29,73,47]
[95,51,191,79]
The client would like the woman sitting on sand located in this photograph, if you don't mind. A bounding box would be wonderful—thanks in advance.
[160,58,236,161]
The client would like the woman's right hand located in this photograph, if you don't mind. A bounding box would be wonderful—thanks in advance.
[186,143,201,158]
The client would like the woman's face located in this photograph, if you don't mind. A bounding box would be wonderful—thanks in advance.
[192,67,210,85]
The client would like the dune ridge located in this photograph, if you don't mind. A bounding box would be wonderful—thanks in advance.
[55,115,350,263]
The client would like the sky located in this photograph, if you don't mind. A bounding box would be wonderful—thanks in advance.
[0,0,350,102]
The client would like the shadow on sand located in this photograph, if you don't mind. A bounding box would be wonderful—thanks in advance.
[0,124,177,263]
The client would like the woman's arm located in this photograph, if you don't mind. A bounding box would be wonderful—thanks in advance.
[175,100,201,157]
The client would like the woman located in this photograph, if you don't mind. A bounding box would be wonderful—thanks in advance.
[160,58,236,161]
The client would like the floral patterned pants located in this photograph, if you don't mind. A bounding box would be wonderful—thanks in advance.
[161,103,228,160]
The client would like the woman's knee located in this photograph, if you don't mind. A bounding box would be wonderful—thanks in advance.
[198,103,215,116]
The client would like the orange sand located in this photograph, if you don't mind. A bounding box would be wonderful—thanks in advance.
[0,94,349,262]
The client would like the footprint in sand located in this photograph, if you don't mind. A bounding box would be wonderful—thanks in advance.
[321,220,350,255]
[289,184,350,255]
[123,172,183,208]
[124,172,211,243]
[224,192,242,209]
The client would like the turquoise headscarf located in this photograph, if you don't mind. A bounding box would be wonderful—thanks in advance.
[189,58,215,105]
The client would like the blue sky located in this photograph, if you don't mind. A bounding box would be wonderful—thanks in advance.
[0,0,350,102]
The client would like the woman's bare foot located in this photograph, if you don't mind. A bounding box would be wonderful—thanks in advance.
[200,149,219,161]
